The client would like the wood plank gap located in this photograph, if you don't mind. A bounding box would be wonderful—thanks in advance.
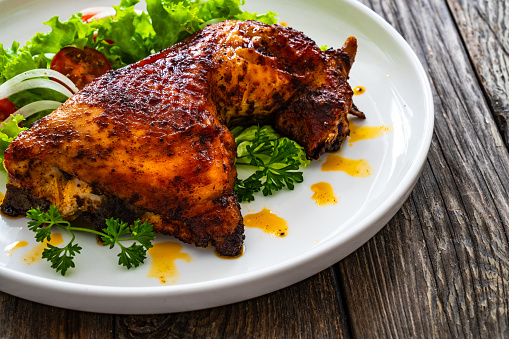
[331,264,354,339]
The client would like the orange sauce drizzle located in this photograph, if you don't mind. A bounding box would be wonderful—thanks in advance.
[353,86,365,95]
[243,208,288,237]
[147,242,192,284]
[321,154,372,177]
[4,240,29,256]
[280,22,288,27]
[349,121,393,146]
[22,233,63,265]
[310,182,338,206]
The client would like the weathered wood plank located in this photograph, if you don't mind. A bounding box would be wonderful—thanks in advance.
[338,194,453,338]
[0,290,114,338]
[446,0,509,147]
[336,0,509,337]
[115,268,349,338]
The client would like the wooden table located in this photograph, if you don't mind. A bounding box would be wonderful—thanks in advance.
[1,0,508,337]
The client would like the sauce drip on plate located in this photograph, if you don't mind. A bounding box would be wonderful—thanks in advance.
[349,121,393,145]
[22,233,63,265]
[148,242,192,284]
[310,182,338,206]
[322,154,372,177]
[4,240,29,256]
[244,208,288,237]
[353,86,365,95]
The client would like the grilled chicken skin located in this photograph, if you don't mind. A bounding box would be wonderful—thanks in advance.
[2,20,363,256]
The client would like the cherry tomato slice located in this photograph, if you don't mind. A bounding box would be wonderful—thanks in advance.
[0,98,17,121]
[50,47,112,90]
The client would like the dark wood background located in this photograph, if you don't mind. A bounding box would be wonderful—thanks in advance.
[1,0,508,337]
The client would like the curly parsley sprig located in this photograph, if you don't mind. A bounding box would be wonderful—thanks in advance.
[26,205,155,276]
[232,125,310,202]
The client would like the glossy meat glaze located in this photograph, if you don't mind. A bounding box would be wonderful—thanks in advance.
[2,20,362,256]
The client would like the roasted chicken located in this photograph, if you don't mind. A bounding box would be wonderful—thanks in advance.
[1,20,364,256]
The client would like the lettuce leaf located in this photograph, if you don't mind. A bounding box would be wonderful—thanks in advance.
[0,43,42,83]
[0,115,28,171]
[30,15,97,54]
[94,0,157,68]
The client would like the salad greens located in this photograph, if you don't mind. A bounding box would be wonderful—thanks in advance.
[27,205,155,276]
[0,115,27,170]
[0,0,277,83]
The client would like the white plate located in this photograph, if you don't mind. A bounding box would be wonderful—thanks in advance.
[0,0,433,313]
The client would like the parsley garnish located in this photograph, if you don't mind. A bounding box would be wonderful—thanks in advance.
[232,125,310,202]
[26,205,155,276]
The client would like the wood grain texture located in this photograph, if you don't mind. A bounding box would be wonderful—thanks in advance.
[0,290,114,338]
[115,268,349,338]
[337,0,509,337]
[446,0,509,147]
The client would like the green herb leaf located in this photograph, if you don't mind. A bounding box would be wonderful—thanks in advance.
[26,205,70,242]
[129,219,156,250]
[101,217,155,269]
[117,243,147,269]
[42,241,82,276]
[101,218,131,248]
[233,125,309,202]
[25,206,155,276]
[234,171,264,202]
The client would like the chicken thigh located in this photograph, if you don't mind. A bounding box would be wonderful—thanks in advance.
[2,20,363,256]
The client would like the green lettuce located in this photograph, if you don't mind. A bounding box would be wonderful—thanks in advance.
[0,115,28,171]
[94,0,157,68]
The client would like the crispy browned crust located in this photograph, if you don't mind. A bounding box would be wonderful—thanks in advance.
[2,20,362,256]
